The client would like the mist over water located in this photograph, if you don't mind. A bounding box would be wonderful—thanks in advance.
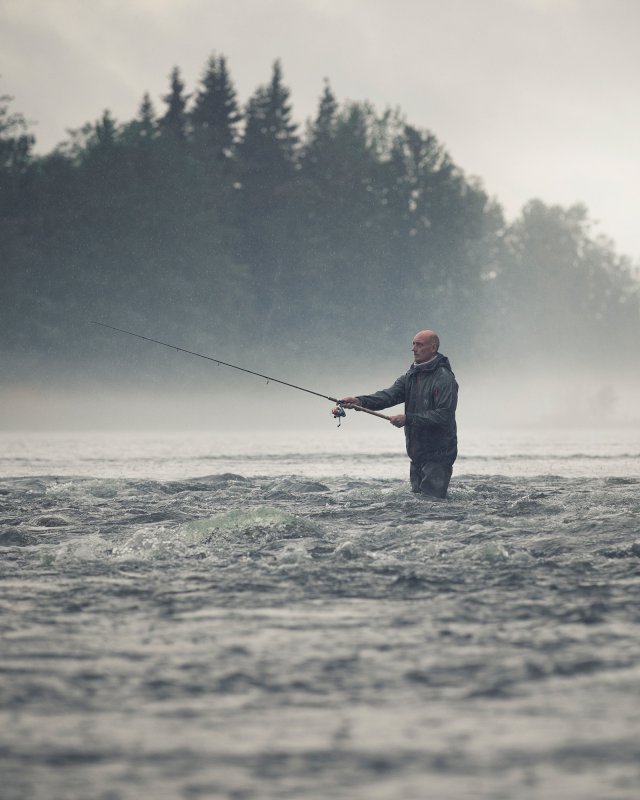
[2,363,638,432]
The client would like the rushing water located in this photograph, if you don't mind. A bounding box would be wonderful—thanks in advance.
[1,427,639,800]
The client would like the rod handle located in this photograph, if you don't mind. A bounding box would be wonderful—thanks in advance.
[352,404,392,421]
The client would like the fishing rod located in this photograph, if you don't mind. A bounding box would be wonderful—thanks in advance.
[90,321,391,423]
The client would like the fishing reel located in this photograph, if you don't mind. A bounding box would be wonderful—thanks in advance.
[331,403,347,427]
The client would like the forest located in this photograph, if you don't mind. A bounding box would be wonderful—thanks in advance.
[1,56,638,385]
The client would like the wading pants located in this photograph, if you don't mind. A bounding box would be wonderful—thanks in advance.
[410,461,453,498]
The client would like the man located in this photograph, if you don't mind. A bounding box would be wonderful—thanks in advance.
[341,330,458,498]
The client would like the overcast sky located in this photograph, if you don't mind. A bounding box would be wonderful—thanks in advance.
[2,0,639,260]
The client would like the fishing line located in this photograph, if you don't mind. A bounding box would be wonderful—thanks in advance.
[91,321,391,423]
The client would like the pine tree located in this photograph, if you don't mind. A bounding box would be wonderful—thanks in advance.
[191,54,240,159]
[303,79,338,166]
[136,93,157,141]
[235,61,300,337]
[159,67,189,140]
[119,93,158,175]
[239,60,298,189]
[94,109,118,148]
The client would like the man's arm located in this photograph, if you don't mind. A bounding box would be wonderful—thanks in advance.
[341,374,407,412]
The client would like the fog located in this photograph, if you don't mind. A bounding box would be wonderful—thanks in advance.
[2,360,638,433]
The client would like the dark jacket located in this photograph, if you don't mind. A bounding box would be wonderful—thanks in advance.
[356,353,458,465]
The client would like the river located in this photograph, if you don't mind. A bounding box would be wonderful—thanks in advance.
[1,426,639,799]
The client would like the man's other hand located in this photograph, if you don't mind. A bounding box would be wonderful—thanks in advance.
[340,396,360,409]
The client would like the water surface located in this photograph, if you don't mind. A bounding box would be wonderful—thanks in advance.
[1,428,639,799]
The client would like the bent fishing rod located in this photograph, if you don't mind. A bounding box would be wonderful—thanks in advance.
[90,321,391,423]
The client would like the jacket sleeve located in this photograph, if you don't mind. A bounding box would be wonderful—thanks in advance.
[356,374,407,411]
[406,369,457,429]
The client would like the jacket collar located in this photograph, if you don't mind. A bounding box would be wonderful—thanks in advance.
[409,353,446,374]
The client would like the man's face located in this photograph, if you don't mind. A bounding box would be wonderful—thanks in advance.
[412,334,436,364]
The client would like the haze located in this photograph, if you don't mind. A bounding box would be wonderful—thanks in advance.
[1,0,639,431]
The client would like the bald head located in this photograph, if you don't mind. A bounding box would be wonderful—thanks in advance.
[412,330,440,363]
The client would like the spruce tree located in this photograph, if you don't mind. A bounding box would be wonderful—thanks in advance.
[191,54,240,159]
[239,60,298,189]
[119,93,158,179]
[159,67,189,140]
[235,61,301,338]
[302,79,338,175]
[135,93,157,142]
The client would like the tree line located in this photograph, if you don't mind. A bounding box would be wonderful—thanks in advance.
[1,56,638,382]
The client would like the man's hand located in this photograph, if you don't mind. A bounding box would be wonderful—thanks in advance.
[389,414,406,428]
[340,396,361,409]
